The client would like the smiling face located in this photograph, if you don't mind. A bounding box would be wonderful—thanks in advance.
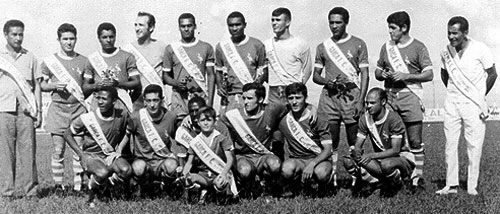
[448,23,467,48]
[197,113,215,133]
[144,92,162,115]
[329,14,347,39]
[227,17,246,39]
[178,18,196,41]
[58,32,76,53]
[271,14,290,35]
[5,26,24,50]
[135,15,153,40]
[98,30,116,52]
[287,93,306,113]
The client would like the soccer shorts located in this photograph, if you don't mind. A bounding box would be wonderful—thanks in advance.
[386,90,423,122]
[45,102,86,135]
[376,154,415,178]
[318,87,360,124]
[81,152,121,171]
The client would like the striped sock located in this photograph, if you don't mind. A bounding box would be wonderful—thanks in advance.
[108,173,124,186]
[72,155,84,191]
[330,151,338,186]
[360,168,379,183]
[411,148,425,185]
[51,157,65,185]
[88,174,102,190]
[387,168,401,180]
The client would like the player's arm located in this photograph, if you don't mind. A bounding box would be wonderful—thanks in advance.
[115,133,130,154]
[312,46,328,86]
[116,74,140,90]
[301,47,313,84]
[355,66,369,118]
[391,68,433,82]
[221,150,235,180]
[181,154,194,176]
[440,68,449,87]
[302,143,332,183]
[369,137,402,160]
[206,46,216,106]
[63,127,85,160]
[375,46,391,81]
[485,65,497,95]
[214,44,227,97]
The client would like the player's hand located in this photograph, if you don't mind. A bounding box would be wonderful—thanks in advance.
[180,116,192,128]
[302,162,316,183]
[353,101,364,120]
[307,105,318,124]
[326,79,337,90]
[217,87,228,97]
[390,71,408,82]
[350,147,363,162]
[359,154,373,166]
[34,111,42,128]
[216,173,229,187]
[381,69,392,80]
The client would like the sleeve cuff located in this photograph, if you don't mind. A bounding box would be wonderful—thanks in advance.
[391,135,403,139]
[321,140,332,145]
[314,63,324,69]
[357,133,366,139]
[129,70,140,76]
[206,62,215,67]
[359,63,369,68]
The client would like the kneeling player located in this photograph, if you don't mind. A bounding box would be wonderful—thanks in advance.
[343,88,415,197]
[279,83,333,197]
[64,86,132,206]
[181,107,237,204]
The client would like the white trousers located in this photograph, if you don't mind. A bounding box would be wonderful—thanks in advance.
[443,100,485,192]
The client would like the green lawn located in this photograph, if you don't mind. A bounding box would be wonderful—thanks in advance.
[1,122,499,213]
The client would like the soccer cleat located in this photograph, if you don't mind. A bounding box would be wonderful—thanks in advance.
[435,186,458,195]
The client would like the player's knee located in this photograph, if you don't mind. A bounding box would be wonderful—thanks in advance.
[162,158,178,176]
[237,160,253,179]
[52,145,65,158]
[380,160,397,175]
[265,156,281,174]
[132,160,147,177]
[342,157,356,172]
[314,163,332,183]
[94,167,110,181]
[117,163,133,179]
[281,160,296,179]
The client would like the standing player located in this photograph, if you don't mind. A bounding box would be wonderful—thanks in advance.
[64,86,132,206]
[0,19,41,199]
[122,12,169,111]
[265,7,312,105]
[312,7,369,185]
[40,23,90,192]
[215,11,266,113]
[374,11,433,192]
[279,83,333,197]
[83,22,141,113]
[163,13,215,120]
[343,88,415,197]
[436,16,497,195]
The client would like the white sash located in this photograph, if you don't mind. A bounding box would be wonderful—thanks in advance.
[385,41,424,102]
[265,39,301,84]
[442,46,488,117]
[139,108,169,156]
[44,54,89,110]
[220,39,253,84]
[0,55,37,117]
[225,109,273,155]
[190,131,238,195]
[285,112,321,154]
[323,39,360,88]
[170,42,208,94]
[80,112,115,155]
[175,126,193,149]
[365,111,385,151]
[88,51,134,112]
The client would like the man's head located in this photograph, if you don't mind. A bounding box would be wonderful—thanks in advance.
[196,106,217,134]
[188,96,207,122]
[447,16,469,48]
[4,19,25,51]
[285,82,308,113]
[135,12,156,40]
[178,13,196,41]
[95,86,118,113]
[242,82,266,113]
[97,22,117,52]
[143,84,163,115]
[227,11,246,39]
[271,7,291,35]
[328,7,349,39]
[365,87,387,116]
[57,23,77,53]
[387,11,411,42]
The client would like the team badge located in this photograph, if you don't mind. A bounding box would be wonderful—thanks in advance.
[246,53,253,64]
[197,53,203,64]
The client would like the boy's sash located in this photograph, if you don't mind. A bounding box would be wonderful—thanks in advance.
[265,39,301,84]
[225,109,273,155]
[442,45,488,118]
[139,108,169,156]
[323,39,360,88]
[285,112,321,154]
[80,112,115,155]
[365,111,385,151]
[88,51,134,112]
[44,54,89,110]
[0,55,37,117]
[175,126,193,149]
[170,42,208,94]
[189,131,238,195]
[220,39,253,84]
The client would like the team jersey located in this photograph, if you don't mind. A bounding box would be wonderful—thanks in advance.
[188,130,234,171]
[84,48,139,83]
[127,108,178,160]
[40,53,92,103]
[279,106,331,159]
[70,108,130,155]
[215,36,266,94]
[163,39,214,91]
[358,110,406,153]
[220,104,287,155]
[376,37,433,89]
[266,36,312,86]
[315,34,369,85]
[131,40,167,90]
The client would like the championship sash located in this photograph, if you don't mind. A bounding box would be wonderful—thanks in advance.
[44,54,89,110]
[88,51,134,112]
[385,41,424,103]
[0,55,37,117]
[265,39,301,84]
[139,108,169,156]
[285,112,321,154]
[365,111,385,151]
[220,39,253,84]
[170,42,208,94]
[175,126,193,149]
[442,45,488,117]
[323,39,360,88]
[80,112,115,155]
[225,109,273,155]
[189,131,238,195]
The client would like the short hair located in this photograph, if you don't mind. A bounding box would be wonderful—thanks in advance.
[196,106,217,121]
[188,96,206,108]
[227,11,246,23]
[137,11,156,27]
[387,11,411,32]
[328,7,350,24]
[448,16,469,33]
[367,87,387,102]
[143,84,163,99]
[178,13,196,24]
[98,86,118,100]
[57,23,77,39]
[3,19,24,34]
[285,82,308,98]
[96,22,116,37]
[272,7,292,21]
[242,82,266,100]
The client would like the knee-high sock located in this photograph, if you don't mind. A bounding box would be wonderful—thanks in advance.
[72,155,84,191]
[411,148,425,185]
[346,165,379,184]
[51,157,65,185]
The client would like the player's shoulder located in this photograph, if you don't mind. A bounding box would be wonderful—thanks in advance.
[292,36,309,49]
[349,35,367,46]
[386,110,404,123]
[470,38,489,51]
[118,48,135,58]
[115,108,130,120]
[409,38,429,49]
[197,39,214,49]
[247,36,265,46]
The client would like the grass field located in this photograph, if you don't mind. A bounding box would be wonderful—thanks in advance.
[1,122,499,214]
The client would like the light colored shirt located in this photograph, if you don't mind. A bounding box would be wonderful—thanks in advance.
[131,40,166,90]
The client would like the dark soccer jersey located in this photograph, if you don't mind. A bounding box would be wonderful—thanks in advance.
[358,110,406,153]
[85,49,139,84]
[188,131,234,171]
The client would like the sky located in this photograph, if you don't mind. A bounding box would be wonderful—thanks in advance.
[1,0,499,108]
